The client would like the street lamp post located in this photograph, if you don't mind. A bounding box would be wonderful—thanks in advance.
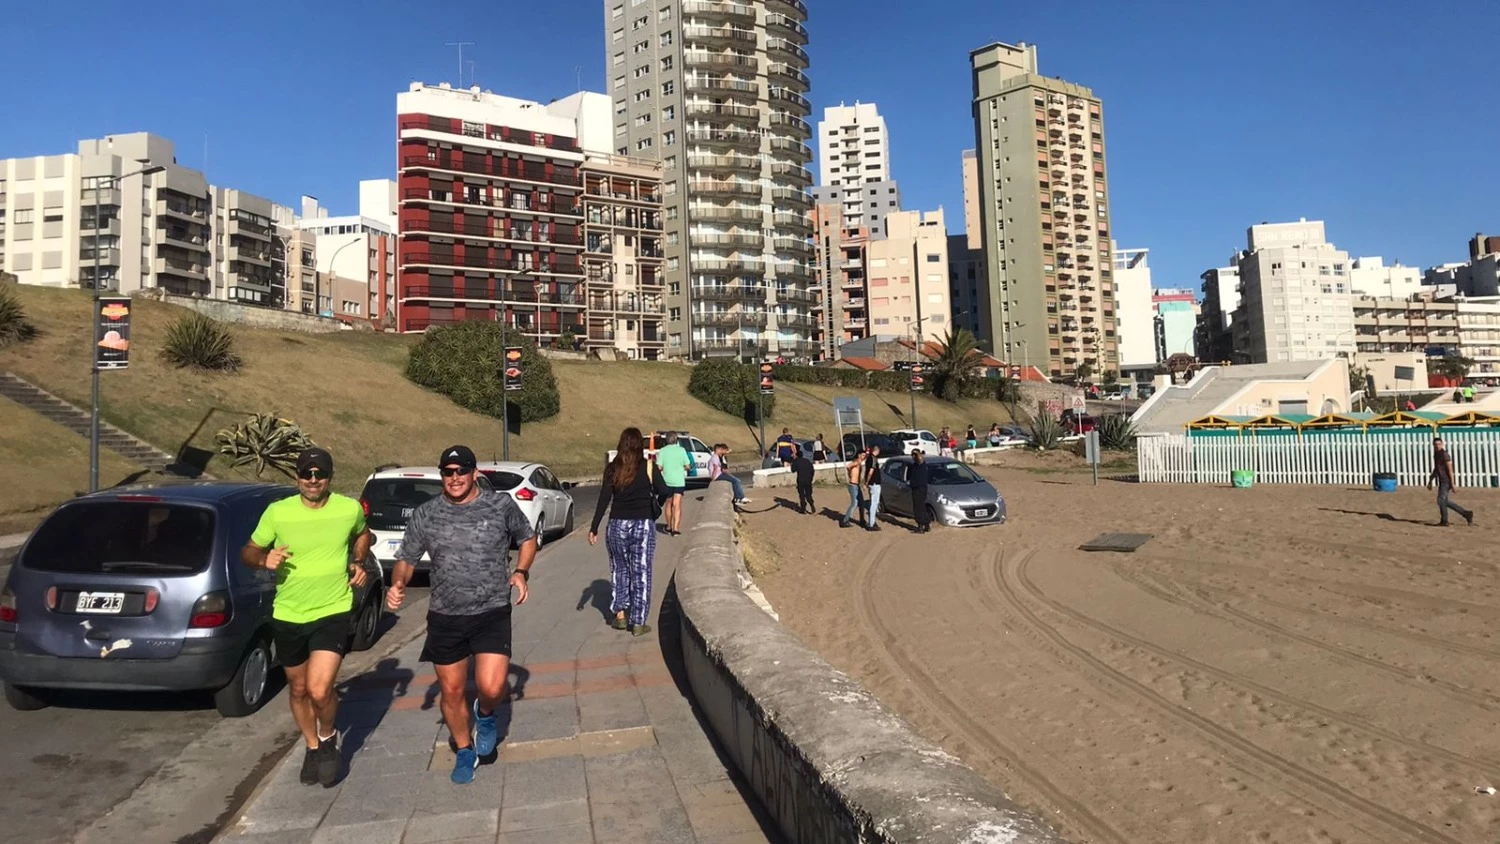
[89,163,164,492]
[323,238,364,318]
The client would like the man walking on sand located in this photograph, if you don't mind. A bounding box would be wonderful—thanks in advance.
[655,432,692,537]
[841,449,866,528]
[864,444,884,531]
[241,447,371,787]
[387,445,537,785]
[791,444,816,514]
[1428,436,1475,527]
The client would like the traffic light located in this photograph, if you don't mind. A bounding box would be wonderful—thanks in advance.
[759,361,775,395]
[909,363,925,392]
[503,347,524,391]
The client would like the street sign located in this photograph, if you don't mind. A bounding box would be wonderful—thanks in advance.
[1394,365,1415,382]
[94,297,132,370]
[503,347,524,391]
[759,361,775,395]
[832,396,862,428]
[909,363,925,392]
[1084,430,1101,464]
[1069,394,1087,412]
[892,360,914,372]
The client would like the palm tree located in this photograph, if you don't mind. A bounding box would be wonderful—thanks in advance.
[928,326,983,401]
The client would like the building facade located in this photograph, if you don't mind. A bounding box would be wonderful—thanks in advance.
[298,189,399,327]
[604,0,816,361]
[581,152,666,359]
[1352,295,1458,356]
[970,41,1117,380]
[1151,288,1199,362]
[1196,264,1241,363]
[947,233,986,343]
[815,102,893,235]
[811,180,900,239]
[1424,233,1500,298]
[1234,220,1355,364]
[865,209,951,344]
[811,200,869,355]
[1457,300,1500,378]
[1348,256,1423,299]
[211,188,276,307]
[1112,244,1154,367]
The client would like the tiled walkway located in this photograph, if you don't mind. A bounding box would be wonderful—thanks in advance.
[218,497,777,844]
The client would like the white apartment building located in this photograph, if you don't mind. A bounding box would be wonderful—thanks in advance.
[1457,300,1500,378]
[865,209,952,340]
[1196,264,1241,362]
[298,183,399,324]
[1112,244,1154,367]
[1348,256,1423,299]
[1235,219,1355,363]
[816,102,891,233]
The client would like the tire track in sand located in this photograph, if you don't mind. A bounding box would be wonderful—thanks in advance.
[985,547,1468,844]
[852,545,1129,844]
[1111,562,1500,712]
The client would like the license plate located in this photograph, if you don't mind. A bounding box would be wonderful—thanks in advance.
[973,508,990,518]
[76,592,124,614]
[386,539,402,552]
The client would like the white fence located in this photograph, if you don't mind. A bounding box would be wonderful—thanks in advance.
[1137,430,1500,487]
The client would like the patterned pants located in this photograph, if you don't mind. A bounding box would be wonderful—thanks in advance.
[606,519,656,627]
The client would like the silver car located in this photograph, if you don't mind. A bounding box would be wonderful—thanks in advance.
[878,457,1007,527]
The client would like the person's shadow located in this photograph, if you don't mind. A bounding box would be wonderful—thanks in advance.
[334,657,413,785]
[1318,507,1431,526]
[576,579,614,623]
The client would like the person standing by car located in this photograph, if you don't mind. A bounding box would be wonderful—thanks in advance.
[386,445,536,785]
[908,449,933,533]
[240,447,371,787]
[988,424,1003,447]
[812,433,828,463]
[709,443,750,505]
[1428,436,1475,527]
[841,449,866,528]
[965,425,978,452]
[654,432,691,537]
[591,428,670,636]
[774,427,797,467]
[791,445,816,514]
[864,445,884,531]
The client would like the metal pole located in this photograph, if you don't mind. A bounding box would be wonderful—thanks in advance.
[501,275,510,461]
[757,390,766,459]
[89,177,104,492]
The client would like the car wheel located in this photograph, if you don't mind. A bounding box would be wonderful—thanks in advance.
[533,516,546,549]
[926,505,940,529]
[350,591,382,652]
[563,505,575,536]
[215,636,272,718]
[3,682,49,711]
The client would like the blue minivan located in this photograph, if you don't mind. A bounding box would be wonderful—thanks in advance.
[0,482,385,716]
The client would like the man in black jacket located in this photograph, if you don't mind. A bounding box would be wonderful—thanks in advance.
[908,449,932,533]
[791,445,816,514]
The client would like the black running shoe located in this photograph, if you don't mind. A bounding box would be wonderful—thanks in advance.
[299,746,319,786]
[316,734,340,786]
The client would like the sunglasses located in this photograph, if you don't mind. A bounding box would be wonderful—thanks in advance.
[297,468,329,481]
[439,466,474,477]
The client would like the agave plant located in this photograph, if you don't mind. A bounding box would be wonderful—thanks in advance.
[1097,412,1138,451]
[161,312,241,372]
[1029,414,1061,451]
[215,414,315,478]
[0,286,37,348]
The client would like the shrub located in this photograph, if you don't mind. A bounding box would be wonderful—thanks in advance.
[1097,413,1138,451]
[688,358,774,422]
[1029,414,1061,450]
[161,312,242,372]
[0,286,38,348]
[405,321,560,422]
[215,413,315,479]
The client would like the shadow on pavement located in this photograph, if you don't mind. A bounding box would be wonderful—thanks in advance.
[576,579,614,623]
[335,657,413,782]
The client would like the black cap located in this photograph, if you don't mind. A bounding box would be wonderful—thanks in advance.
[295,447,334,477]
[439,445,477,470]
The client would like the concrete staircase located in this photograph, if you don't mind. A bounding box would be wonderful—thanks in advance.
[0,372,198,477]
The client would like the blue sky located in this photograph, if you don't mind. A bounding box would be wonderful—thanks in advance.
[5,0,1494,293]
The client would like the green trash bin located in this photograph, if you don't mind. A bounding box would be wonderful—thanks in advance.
[1231,469,1255,489]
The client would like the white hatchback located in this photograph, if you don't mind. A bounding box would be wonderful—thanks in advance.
[889,429,940,454]
[474,461,576,548]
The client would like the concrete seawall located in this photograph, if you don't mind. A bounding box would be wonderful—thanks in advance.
[673,483,1066,842]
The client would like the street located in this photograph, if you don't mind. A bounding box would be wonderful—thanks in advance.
[0,481,643,843]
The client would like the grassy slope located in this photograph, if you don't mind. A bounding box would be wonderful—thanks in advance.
[0,398,144,533]
[0,286,1026,495]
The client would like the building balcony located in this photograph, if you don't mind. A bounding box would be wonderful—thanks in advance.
[697,339,770,357]
[844,317,867,330]
[764,12,808,39]
[774,263,815,282]
[768,137,812,160]
[766,63,809,89]
[685,128,761,148]
[692,231,763,248]
[768,112,811,138]
[684,76,759,98]
[400,156,582,191]
[689,204,763,223]
[686,101,761,124]
[843,297,866,309]
[159,227,208,250]
[230,245,272,266]
[773,212,813,233]
[681,24,757,44]
[680,0,755,21]
[400,252,583,277]
[775,286,816,305]
[692,284,767,301]
[770,187,811,207]
[683,51,759,71]
[694,310,769,327]
[686,153,759,173]
[688,178,761,197]
[766,38,809,67]
[157,198,207,221]
[766,0,808,15]
[769,87,811,114]
[779,313,817,329]
[773,236,812,253]
[841,277,864,290]
[693,257,765,274]
[79,247,121,266]
[769,162,812,184]
[81,186,122,207]
[154,256,209,280]
[80,217,121,237]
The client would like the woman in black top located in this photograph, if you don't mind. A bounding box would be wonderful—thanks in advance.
[589,428,669,635]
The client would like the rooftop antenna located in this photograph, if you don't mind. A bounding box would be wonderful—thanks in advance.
[445,41,475,86]
[467,59,476,88]
[575,65,582,91]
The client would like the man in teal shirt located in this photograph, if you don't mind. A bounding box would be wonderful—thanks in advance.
[655,432,691,536]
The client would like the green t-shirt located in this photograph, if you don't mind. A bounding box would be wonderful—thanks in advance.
[656,443,691,488]
[250,493,366,623]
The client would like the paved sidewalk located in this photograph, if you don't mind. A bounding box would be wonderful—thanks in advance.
[218,497,778,844]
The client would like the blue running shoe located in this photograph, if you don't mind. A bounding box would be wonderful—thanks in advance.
[451,746,477,785]
[473,699,499,757]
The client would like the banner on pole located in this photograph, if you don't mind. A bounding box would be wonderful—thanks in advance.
[94,297,132,370]
[503,347,524,391]
[909,363,925,392]
[759,361,775,395]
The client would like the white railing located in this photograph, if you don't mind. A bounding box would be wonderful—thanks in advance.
[1137,431,1500,487]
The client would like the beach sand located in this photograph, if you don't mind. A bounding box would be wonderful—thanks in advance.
[745,461,1500,843]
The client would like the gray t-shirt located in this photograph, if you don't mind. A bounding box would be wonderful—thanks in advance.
[396,490,535,616]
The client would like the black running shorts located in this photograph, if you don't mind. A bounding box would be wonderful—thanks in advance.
[420,605,513,665]
[270,612,351,668]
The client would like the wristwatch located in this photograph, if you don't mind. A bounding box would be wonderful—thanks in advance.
[514,569,530,581]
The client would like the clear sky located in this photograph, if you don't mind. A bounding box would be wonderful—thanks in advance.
[5,0,1494,294]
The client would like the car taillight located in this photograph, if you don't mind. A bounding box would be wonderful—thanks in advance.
[513,487,535,501]
[45,587,58,611]
[189,591,230,628]
[144,588,160,614]
[0,587,16,624]
[360,498,370,517]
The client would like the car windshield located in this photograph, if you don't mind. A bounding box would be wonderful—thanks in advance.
[928,463,985,486]
[479,470,524,491]
[22,501,215,574]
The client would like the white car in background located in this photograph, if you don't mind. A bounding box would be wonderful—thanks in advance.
[607,431,715,486]
[474,461,576,548]
[889,429,940,454]
[359,466,495,571]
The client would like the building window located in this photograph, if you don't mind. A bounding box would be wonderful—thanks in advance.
[613,53,625,67]
[612,28,624,42]
[660,32,672,46]
[663,130,675,145]
[662,105,674,121]
[660,56,673,71]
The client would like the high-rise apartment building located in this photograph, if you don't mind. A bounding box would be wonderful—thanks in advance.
[1112,245,1154,367]
[1196,264,1241,363]
[1152,288,1199,362]
[298,187,399,326]
[605,0,817,361]
[580,152,666,359]
[211,188,276,307]
[947,149,990,345]
[1234,219,1355,363]
[961,149,981,251]
[815,102,892,234]
[812,200,870,355]
[971,42,1117,380]
[866,209,952,342]
[811,180,900,239]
